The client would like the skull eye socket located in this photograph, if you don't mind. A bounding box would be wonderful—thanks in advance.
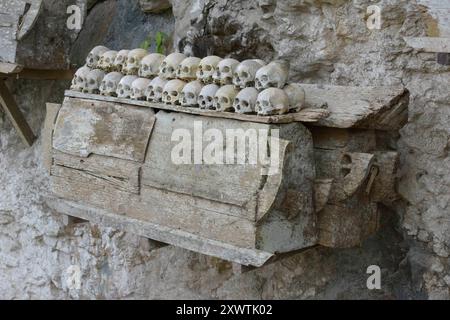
[187,93,195,99]
[129,58,135,64]
[125,85,130,90]
[261,75,268,82]
[263,101,269,107]
[182,66,189,73]
[241,71,248,78]
[143,65,149,71]
[89,79,95,85]
[222,66,230,73]
[220,97,228,104]
[205,65,212,71]
[107,82,114,88]
[207,97,213,102]
[170,91,178,97]
[234,98,239,104]
[156,87,163,93]
[167,67,174,73]
[242,101,249,107]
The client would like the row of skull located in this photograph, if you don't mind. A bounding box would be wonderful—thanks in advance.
[85,46,289,91]
[71,66,305,116]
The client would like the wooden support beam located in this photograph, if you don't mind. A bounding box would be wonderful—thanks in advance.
[0,79,36,146]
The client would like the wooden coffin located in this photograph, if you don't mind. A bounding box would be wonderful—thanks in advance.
[47,96,317,266]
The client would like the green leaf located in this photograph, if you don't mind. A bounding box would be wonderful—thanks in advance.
[155,31,168,54]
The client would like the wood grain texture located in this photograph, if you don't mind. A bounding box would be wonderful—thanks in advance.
[43,103,61,172]
[64,90,329,124]
[45,197,273,267]
[65,83,408,130]
[0,79,36,146]
[53,97,155,162]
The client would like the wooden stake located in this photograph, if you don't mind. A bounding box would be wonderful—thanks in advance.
[0,79,36,146]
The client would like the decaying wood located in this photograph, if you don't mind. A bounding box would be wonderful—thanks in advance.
[64,90,329,125]
[314,179,333,213]
[52,151,141,194]
[341,152,375,198]
[370,151,399,204]
[65,83,408,130]
[0,79,36,146]
[139,0,171,13]
[53,97,156,162]
[45,197,274,267]
[16,0,43,40]
[0,62,23,74]
[301,84,409,131]
[43,103,61,172]
[318,195,380,248]
[404,37,450,53]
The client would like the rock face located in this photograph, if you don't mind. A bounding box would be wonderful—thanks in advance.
[0,0,449,299]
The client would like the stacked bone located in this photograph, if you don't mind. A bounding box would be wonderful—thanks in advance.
[70,46,306,116]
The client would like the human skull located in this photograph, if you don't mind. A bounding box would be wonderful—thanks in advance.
[256,88,290,116]
[162,79,187,105]
[283,83,306,112]
[114,50,130,72]
[83,69,105,94]
[177,57,201,81]
[255,60,289,91]
[198,84,220,110]
[98,50,118,72]
[117,75,138,98]
[131,78,152,101]
[146,77,168,102]
[159,53,187,80]
[100,72,123,97]
[180,81,203,107]
[86,46,109,68]
[233,87,259,114]
[139,53,165,78]
[123,49,148,75]
[213,85,238,112]
[233,60,265,89]
[196,56,222,84]
[212,58,240,85]
[70,66,92,92]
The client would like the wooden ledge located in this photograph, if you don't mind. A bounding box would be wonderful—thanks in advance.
[65,82,409,131]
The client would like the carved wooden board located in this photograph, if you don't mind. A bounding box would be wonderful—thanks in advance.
[0,0,42,63]
[53,97,155,162]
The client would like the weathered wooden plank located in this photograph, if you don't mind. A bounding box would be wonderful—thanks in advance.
[9,68,75,80]
[0,79,35,146]
[139,0,171,13]
[51,175,258,248]
[64,90,329,124]
[318,196,379,248]
[53,97,155,162]
[16,0,43,40]
[65,84,407,130]
[43,103,61,172]
[314,179,333,213]
[0,62,23,74]
[52,151,140,194]
[142,111,273,219]
[404,36,450,53]
[302,84,409,130]
[51,164,139,194]
[45,197,273,267]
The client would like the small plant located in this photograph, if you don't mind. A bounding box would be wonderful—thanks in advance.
[139,31,168,54]
[140,35,152,51]
[155,31,168,54]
